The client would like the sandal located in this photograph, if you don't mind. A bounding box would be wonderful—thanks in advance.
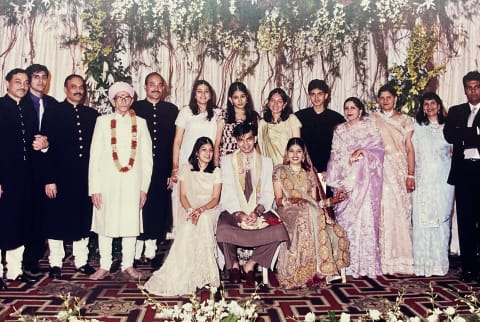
[89,268,109,280]
[123,266,143,279]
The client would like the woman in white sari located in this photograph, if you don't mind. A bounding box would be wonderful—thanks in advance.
[144,137,221,295]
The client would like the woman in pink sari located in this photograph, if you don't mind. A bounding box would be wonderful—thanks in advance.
[372,85,415,275]
[327,97,384,278]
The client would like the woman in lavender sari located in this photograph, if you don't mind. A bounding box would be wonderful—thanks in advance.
[327,97,384,278]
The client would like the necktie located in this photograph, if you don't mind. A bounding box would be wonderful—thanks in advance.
[244,169,253,201]
[38,98,44,130]
[468,106,478,127]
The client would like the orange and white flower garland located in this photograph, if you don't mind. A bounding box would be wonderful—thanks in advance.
[110,109,137,172]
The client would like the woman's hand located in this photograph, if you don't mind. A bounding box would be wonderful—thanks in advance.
[349,149,364,164]
[406,176,415,193]
[331,190,348,205]
[188,207,204,225]
[170,168,179,184]
[287,197,307,206]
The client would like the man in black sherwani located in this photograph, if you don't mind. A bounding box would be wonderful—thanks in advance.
[40,74,98,279]
[0,68,48,290]
[131,72,178,271]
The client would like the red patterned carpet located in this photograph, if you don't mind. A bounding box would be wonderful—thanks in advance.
[1,243,479,322]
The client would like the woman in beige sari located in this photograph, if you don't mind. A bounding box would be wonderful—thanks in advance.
[273,137,350,289]
[372,84,415,275]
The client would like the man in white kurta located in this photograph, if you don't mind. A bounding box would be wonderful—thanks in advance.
[88,82,152,280]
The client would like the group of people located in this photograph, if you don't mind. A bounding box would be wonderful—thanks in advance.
[1,65,479,294]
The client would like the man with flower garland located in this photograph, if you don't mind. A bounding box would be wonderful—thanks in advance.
[40,74,98,279]
[88,81,152,281]
[216,122,288,287]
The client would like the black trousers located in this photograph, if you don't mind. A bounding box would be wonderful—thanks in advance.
[455,159,480,273]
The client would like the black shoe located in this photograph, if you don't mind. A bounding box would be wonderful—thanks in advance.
[268,270,280,287]
[76,264,96,275]
[23,264,43,278]
[229,268,241,284]
[110,260,121,273]
[133,259,142,268]
[150,256,162,272]
[15,273,39,283]
[0,279,7,291]
[245,270,256,287]
[460,271,476,282]
[49,266,62,279]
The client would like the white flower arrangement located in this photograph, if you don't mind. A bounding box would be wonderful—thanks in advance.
[13,293,99,322]
[139,284,260,322]
[10,283,480,322]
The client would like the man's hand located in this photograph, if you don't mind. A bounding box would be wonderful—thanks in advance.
[45,183,57,199]
[91,193,102,210]
[32,134,48,150]
[235,211,248,223]
[246,211,259,226]
[0,184,3,198]
[139,191,147,208]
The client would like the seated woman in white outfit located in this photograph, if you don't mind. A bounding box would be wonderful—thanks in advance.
[144,137,222,295]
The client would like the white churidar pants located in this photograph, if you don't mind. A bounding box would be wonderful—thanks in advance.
[48,238,89,268]
[98,235,136,271]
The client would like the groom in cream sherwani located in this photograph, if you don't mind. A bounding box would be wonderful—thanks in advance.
[216,122,288,287]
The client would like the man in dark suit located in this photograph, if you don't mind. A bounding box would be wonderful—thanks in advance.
[40,74,98,279]
[21,64,59,278]
[0,68,48,290]
[444,70,480,282]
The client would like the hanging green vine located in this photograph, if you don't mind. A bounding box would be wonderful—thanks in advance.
[1,0,479,111]
[388,24,446,116]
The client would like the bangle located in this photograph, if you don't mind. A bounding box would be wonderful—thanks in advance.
[187,207,193,214]
[276,197,284,208]
[319,198,331,208]
[407,175,415,179]
[199,207,205,213]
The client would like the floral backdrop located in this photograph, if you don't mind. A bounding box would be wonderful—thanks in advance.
[0,0,479,114]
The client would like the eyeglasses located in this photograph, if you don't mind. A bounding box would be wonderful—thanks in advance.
[114,96,132,102]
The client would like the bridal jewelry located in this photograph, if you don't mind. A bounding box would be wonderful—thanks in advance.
[111,109,137,172]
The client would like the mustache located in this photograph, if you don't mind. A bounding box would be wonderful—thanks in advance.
[73,92,83,97]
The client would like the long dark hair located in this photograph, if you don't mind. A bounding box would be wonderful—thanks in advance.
[226,82,258,125]
[188,137,216,173]
[415,92,447,125]
[262,88,293,123]
[284,137,311,171]
[188,80,217,121]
